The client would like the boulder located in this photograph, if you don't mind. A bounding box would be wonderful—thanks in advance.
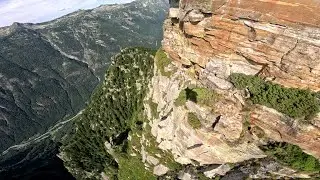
[153,164,169,176]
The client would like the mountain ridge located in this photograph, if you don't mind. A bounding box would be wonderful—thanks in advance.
[0,0,169,178]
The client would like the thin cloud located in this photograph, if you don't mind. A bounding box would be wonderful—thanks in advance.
[0,0,134,27]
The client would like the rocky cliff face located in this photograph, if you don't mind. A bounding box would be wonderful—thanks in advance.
[165,0,320,91]
[145,0,320,178]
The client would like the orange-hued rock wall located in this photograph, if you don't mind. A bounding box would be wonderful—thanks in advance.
[164,0,320,91]
[161,0,320,160]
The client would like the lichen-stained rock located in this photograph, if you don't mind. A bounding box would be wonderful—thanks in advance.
[200,59,261,90]
[203,164,231,178]
[163,0,320,91]
[180,0,213,13]
[153,164,169,176]
[250,106,320,159]
[156,0,320,176]
[146,65,266,165]
[187,10,205,22]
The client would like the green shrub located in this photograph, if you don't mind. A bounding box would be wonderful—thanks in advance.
[117,155,156,180]
[262,142,320,172]
[175,87,219,107]
[229,73,320,119]
[175,89,188,106]
[149,100,159,119]
[188,112,201,129]
[192,88,219,106]
[155,48,173,77]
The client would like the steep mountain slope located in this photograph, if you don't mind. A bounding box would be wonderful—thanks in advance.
[32,0,168,77]
[0,0,168,178]
[0,0,168,155]
[0,24,98,153]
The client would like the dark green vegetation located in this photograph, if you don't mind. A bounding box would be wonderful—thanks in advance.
[148,100,160,119]
[188,113,202,129]
[61,48,155,179]
[155,48,174,77]
[262,142,320,172]
[230,73,320,119]
[175,87,219,107]
[0,0,167,154]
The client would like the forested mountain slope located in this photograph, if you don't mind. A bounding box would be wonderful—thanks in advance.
[0,0,167,155]
[60,47,156,179]
[0,0,168,178]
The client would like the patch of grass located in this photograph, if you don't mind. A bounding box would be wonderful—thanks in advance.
[155,48,173,77]
[175,87,219,107]
[188,112,202,129]
[192,88,219,106]
[148,100,159,119]
[262,142,320,172]
[114,113,157,180]
[117,155,156,180]
[175,89,188,106]
[230,73,320,119]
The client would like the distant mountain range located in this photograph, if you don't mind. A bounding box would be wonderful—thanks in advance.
[0,0,168,178]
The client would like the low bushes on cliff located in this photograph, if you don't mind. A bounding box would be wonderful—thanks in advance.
[229,73,320,119]
[148,100,160,119]
[188,112,202,129]
[262,142,320,172]
[175,87,219,107]
[155,48,174,77]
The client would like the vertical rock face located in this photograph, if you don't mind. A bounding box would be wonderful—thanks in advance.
[147,0,320,172]
[146,67,266,165]
[164,0,320,91]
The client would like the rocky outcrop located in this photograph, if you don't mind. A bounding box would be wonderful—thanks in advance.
[145,60,266,165]
[153,164,169,176]
[251,106,320,158]
[163,0,320,91]
[203,164,231,178]
[158,0,320,160]
[144,0,320,178]
[145,53,319,177]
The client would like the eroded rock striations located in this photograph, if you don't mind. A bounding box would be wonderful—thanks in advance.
[145,0,320,178]
[164,0,320,91]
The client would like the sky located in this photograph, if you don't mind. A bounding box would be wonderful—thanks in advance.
[0,0,134,27]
